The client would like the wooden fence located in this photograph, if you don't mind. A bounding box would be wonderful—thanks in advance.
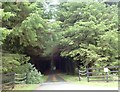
[15,73,27,84]
[2,72,28,90]
[2,73,15,90]
[78,70,87,81]
[79,66,119,82]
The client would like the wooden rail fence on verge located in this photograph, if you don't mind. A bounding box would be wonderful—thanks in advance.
[1,72,28,90]
[79,66,119,82]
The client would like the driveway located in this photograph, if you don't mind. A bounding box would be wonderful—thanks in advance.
[36,74,118,90]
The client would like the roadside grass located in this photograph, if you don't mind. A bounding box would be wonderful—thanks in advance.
[59,73,118,88]
[13,84,39,90]
[13,75,48,90]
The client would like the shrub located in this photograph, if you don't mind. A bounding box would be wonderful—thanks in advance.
[27,63,44,84]
[2,53,44,84]
[2,53,30,73]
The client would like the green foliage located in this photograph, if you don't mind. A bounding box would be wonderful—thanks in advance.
[2,53,44,83]
[0,7,14,45]
[0,28,12,45]
[1,2,62,57]
[58,2,118,68]
[43,21,63,56]
[2,2,35,29]
[27,63,44,84]
[2,54,44,83]
[1,1,118,77]
[2,53,30,73]
[17,9,46,47]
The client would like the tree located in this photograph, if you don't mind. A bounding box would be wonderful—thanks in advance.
[57,2,118,69]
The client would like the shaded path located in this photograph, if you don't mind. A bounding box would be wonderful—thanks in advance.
[46,74,65,82]
[36,74,118,90]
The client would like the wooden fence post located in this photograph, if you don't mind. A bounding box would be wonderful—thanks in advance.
[26,73,28,84]
[106,72,109,82]
[87,68,89,82]
[12,73,15,89]
[104,67,109,82]
[78,70,81,81]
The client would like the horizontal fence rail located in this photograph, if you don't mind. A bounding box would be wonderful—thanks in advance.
[15,73,27,84]
[79,66,119,82]
[87,66,119,82]
[2,72,28,90]
[2,72,15,90]
[78,70,87,81]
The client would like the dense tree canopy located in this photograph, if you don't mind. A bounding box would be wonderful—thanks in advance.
[1,1,119,74]
[57,2,118,68]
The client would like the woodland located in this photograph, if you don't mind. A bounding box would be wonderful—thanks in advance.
[0,0,119,83]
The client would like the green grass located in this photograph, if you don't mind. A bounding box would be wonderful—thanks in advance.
[59,74,118,88]
[2,84,39,92]
[13,84,39,90]
[13,75,48,90]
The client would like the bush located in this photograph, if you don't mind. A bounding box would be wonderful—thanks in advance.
[2,53,44,84]
[2,53,30,73]
[27,63,44,84]
[14,63,30,74]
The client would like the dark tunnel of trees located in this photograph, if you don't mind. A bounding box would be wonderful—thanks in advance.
[30,54,76,75]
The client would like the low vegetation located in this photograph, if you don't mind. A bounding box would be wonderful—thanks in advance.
[13,84,39,90]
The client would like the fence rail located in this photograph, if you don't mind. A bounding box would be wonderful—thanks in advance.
[78,70,87,81]
[2,72,28,90]
[15,73,27,84]
[2,72,15,90]
[79,66,119,82]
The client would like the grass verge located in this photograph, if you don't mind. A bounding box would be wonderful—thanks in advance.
[59,73,118,88]
[13,75,48,90]
[13,84,39,90]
